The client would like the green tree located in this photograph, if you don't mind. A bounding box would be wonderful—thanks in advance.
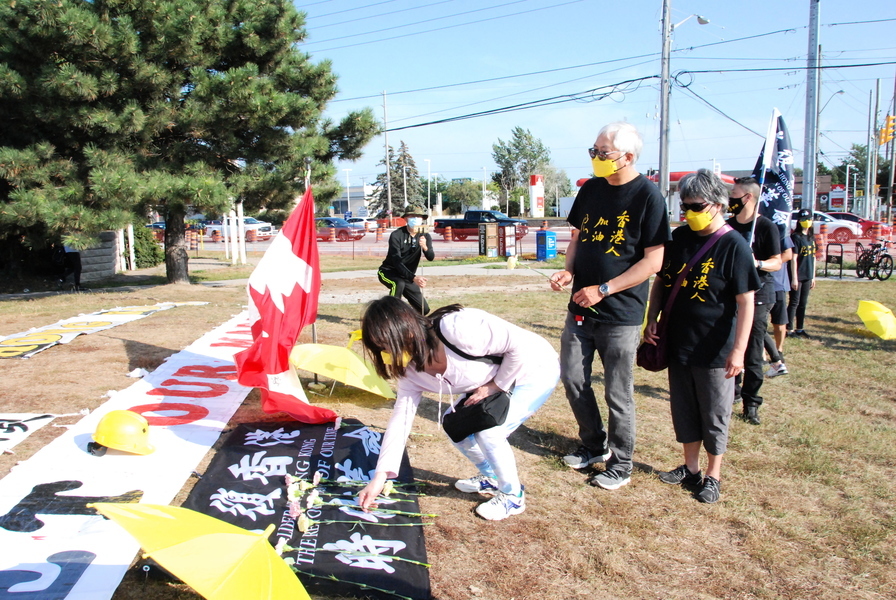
[491,127,551,209]
[369,141,423,216]
[0,0,377,283]
[835,144,891,195]
[442,180,482,215]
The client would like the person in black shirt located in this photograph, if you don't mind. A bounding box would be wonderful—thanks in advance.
[377,205,435,315]
[645,169,759,503]
[549,122,670,491]
[788,208,816,336]
[727,177,782,425]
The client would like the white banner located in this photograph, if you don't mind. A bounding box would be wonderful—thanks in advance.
[0,302,208,359]
[0,311,256,600]
[0,414,55,454]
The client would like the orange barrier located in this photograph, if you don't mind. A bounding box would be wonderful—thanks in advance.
[445,226,453,242]
[328,227,336,243]
[245,229,257,243]
[870,223,881,242]
[375,225,383,243]
[187,230,199,250]
[542,220,548,230]
[210,230,221,243]
[815,223,827,260]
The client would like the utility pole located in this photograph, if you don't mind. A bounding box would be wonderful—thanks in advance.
[865,90,875,219]
[886,73,896,223]
[658,0,673,217]
[803,0,821,211]
[872,80,881,219]
[382,91,392,218]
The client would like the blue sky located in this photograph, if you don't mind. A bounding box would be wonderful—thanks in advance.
[296,0,896,190]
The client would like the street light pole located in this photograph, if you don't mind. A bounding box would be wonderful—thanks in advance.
[659,2,709,217]
[845,163,856,210]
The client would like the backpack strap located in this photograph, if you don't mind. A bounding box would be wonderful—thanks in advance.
[432,317,503,365]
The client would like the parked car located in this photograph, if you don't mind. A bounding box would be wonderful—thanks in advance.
[825,212,892,238]
[432,210,529,241]
[346,216,376,230]
[203,217,275,240]
[145,221,166,229]
[316,217,365,241]
[790,210,863,243]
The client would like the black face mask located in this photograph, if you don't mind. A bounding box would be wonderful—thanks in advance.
[728,195,747,216]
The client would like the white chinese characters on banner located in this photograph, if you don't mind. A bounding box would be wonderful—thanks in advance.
[0,414,54,453]
[323,533,408,574]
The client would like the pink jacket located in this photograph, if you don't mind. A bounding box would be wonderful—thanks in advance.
[375,308,558,477]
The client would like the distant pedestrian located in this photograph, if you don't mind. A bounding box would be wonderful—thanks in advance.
[377,204,435,315]
[788,209,816,337]
[59,243,82,291]
[764,235,795,378]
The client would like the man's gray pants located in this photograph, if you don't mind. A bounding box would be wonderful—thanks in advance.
[559,312,641,475]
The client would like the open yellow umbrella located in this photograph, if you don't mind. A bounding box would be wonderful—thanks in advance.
[89,503,309,600]
[290,343,395,398]
[857,300,896,340]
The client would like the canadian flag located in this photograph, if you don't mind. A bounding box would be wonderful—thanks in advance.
[234,187,338,424]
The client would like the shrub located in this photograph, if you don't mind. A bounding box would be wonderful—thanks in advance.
[133,225,164,268]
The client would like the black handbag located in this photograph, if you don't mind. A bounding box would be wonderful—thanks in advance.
[637,224,733,372]
[433,318,513,442]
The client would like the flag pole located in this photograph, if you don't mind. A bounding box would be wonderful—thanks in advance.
[305,157,320,387]
[750,108,781,245]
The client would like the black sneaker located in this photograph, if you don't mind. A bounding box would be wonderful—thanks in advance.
[696,475,721,503]
[588,468,631,490]
[658,464,702,486]
[562,445,611,470]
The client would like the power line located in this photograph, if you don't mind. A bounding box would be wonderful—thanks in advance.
[311,0,586,52]
[305,0,401,20]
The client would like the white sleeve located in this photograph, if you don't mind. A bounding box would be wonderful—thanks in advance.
[374,381,422,478]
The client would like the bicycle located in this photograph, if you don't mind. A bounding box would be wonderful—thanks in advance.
[856,239,893,281]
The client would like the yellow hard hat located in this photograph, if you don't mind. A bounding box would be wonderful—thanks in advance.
[92,410,155,455]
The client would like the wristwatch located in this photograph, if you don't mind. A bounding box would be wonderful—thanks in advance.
[599,283,610,296]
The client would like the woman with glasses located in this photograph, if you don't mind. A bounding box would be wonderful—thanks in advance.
[356,296,560,521]
[643,169,760,503]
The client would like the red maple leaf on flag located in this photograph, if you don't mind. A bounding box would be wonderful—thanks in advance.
[234,187,338,424]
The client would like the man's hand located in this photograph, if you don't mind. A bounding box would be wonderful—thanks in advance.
[419,236,428,252]
[413,275,427,288]
[572,285,605,309]
[725,350,745,379]
[550,270,572,291]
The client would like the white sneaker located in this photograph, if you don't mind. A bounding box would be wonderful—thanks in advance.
[765,362,788,378]
[454,474,499,496]
[475,489,525,521]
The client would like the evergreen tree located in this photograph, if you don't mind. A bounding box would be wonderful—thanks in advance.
[491,127,552,211]
[369,140,423,216]
[0,0,377,282]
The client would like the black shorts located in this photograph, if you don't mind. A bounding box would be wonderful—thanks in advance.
[769,290,788,325]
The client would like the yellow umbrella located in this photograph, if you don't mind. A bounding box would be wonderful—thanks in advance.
[290,343,395,398]
[857,300,896,340]
[89,503,309,600]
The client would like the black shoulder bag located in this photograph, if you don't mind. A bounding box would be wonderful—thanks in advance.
[433,318,513,443]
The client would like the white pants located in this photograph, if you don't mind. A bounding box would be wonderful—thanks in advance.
[448,363,560,495]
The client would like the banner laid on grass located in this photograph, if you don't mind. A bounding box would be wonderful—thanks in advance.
[182,420,432,600]
[0,302,208,359]
[0,414,55,454]
[0,312,255,600]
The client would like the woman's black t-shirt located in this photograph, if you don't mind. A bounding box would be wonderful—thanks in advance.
[659,226,761,368]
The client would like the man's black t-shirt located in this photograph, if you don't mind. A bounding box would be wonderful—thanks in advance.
[660,226,761,368]
[567,174,670,326]
[379,227,434,281]
[792,231,816,281]
[728,215,781,305]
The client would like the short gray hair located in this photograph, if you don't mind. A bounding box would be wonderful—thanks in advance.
[598,122,643,163]
[679,169,728,207]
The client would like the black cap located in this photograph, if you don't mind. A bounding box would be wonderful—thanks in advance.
[798,208,812,220]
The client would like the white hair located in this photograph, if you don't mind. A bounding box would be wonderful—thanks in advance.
[598,122,643,163]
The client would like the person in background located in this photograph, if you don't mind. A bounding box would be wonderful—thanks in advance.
[764,235,795,378]
[59,243,82,291]
[549,121,670,491]
[788,208,816,337]
[357,296,560,521]
[644,169,759,504]
[727,177,781,425]
[377,204,435,315]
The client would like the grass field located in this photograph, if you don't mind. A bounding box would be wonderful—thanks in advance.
[1,256,894,600]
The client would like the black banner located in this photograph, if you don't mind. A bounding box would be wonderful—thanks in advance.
[183,420,431,600]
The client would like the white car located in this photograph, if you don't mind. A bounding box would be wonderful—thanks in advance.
[204,217,275,240]
[790,210,863,244]
[346,217,377,230]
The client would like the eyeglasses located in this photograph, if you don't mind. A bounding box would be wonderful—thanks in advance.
[680,202,710,212]
[588,148,625,160]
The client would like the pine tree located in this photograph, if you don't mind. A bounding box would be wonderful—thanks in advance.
[369,141,423,216]
[0,0,377,282]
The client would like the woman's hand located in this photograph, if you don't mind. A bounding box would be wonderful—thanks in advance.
[357,471,388,511]
[463,380,502,406]
[642,321,659,346]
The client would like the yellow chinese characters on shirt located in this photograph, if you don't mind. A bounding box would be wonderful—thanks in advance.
[579,211,630,256]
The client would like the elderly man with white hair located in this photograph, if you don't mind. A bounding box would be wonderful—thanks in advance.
[550,122,670,490]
